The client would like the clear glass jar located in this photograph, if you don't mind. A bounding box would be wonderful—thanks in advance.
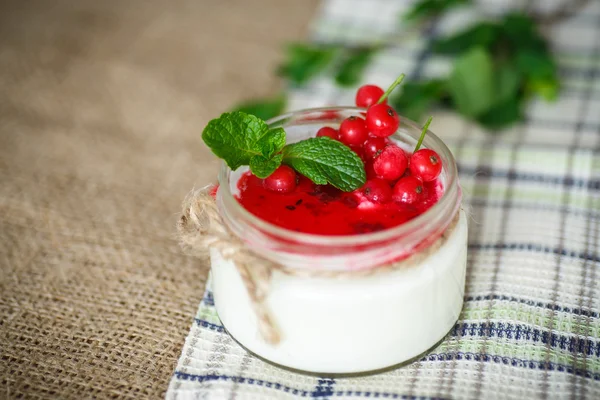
[212,108,467,374]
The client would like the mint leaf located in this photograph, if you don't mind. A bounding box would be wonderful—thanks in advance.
[335,48,375,87]
[201,111,285,170]
[277,43,338,86]
[250,154,283,179]
[432,22,501,55]
[257,127,286,159]
[448,47,495,117]
[201,113,365,189]
[231,95,286,121]
[282,137,366,192]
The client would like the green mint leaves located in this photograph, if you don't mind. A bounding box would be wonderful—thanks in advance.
[249,154,283,179]
[202,112,283,171]
[282,138,366,192]
[201,112,366,191]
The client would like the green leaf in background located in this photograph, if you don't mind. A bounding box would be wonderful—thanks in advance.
[249,154,283,178]
[282,137,366,192]
[403,0,471,22]
[432,22,501,54]
[526,76,560,102]
[201,112,284,170]
[391,79,447,122]
[516,49,559,101]
[277,43,338,86]
[448,47,495,117]
[239,3,562,134]
[502,13,546,51]
[496,63,522,104]
[231,95,286,121]
[477,97,523,130]
[335,48,375,87]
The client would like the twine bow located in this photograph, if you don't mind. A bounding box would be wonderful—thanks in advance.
[178,188,281,344]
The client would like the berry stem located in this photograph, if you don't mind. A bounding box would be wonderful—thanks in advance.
[414,116,433,152]
[376,73,406,104]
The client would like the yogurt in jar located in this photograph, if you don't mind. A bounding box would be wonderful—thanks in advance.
[209,108,467,374]
[211,212,467,373]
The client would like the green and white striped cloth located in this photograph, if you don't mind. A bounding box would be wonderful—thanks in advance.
[167,0,600,398]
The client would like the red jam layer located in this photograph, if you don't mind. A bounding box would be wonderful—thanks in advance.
[236,172,443,236]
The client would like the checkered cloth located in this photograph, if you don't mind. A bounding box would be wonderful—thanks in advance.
[166,0,600,398]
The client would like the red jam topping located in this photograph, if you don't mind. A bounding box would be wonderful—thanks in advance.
[232,80,445,237]
[236,172,443,236]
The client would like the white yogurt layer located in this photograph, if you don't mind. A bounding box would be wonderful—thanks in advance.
[211,209,468,374]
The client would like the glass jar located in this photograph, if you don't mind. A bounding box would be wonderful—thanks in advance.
[212,108,467,374]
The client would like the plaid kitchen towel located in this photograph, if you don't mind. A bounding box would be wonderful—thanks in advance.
[166,0,600,398]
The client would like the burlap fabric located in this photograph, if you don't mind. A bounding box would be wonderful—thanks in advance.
[0,0,318,398]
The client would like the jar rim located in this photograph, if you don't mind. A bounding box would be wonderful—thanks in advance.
[217,106,460,247]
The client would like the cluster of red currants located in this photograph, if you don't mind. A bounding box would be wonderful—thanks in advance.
[263,82,442,205]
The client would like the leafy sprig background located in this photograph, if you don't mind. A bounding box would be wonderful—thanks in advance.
[233,0,590,132]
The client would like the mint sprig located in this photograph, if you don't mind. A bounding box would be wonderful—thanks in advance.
[249,154,283,179]
[201,112,285,171]
[282,137,366,192]
[201,112,366,191]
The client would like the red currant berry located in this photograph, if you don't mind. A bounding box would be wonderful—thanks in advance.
[316,126,339,140]
[364,161,378,180]
[339,116,369,146]
[355,84,385,108]
[366,103,400,138]
[262,165,297,194]
[372,145,408,181]
[409,149,442,182]
[349,145,368,163]
[392,176,424,205]
[361,178,392,203]
[363,137,389,159]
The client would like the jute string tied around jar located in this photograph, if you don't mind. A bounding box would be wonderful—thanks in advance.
[177,187,460,345]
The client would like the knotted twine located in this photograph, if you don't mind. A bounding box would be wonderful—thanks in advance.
[177,187,460,345]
